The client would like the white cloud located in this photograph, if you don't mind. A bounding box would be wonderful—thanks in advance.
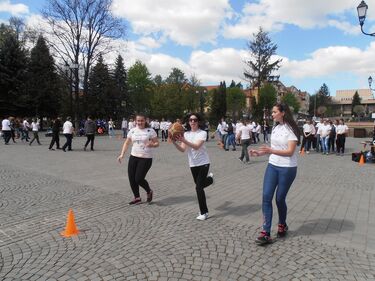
[223,0,360,39]
[0,0,29,15]
[112,0,231,46]
[137,36,163,50]
[280,42,375,79]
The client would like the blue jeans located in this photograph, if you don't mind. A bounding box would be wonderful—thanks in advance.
[321,136,329,153]
[262,163,297,233]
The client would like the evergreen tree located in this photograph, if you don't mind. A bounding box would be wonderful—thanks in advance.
[0,23,28,116]
[27,35,60,118]
[87,54,114,118]
[244,27,282,88]
[351,91,361,116]
[113,54,129,118]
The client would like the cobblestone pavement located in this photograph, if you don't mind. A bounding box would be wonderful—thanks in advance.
[0,134,375,280]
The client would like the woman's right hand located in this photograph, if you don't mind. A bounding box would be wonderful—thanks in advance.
[249,149,266,157]
[117,155,124,163]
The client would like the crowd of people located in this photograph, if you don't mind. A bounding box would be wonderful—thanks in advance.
[300,118,349,156]
[0,105,354,245]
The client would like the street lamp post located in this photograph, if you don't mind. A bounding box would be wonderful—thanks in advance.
[357,1,375,36]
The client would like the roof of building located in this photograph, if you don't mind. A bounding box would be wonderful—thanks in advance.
[334,89,373,101]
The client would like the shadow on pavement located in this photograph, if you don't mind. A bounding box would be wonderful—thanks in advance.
[153,195,196,206]
[291,218,355,236]
[214,201,261,218]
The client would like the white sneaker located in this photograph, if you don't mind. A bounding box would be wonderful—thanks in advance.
[196,213,209,220]
[208,172,215,186]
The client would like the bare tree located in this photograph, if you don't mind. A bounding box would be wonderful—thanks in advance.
[42,0,125,122]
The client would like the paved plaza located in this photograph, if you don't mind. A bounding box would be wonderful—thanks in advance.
[0,133,375,280]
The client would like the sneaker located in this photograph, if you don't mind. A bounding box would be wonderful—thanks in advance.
[147,190,153,203]
[306,151,310,154]
[129,197,142,205]
[277,224,288,238]
[255,231,272,245]
[238,158,243,163]
[196,213,208,220]
[208,172,214,186]
[49,148,55,151]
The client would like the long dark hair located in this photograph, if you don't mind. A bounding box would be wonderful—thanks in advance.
[184,112,205,131]
[273,103,300,145]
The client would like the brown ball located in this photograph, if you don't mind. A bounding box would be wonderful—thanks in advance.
[168,122,185,140]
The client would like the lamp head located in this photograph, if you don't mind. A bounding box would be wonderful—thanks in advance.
[357,0,368,26]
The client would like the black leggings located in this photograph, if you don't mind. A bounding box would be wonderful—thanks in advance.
[190,164,213,214]
[128,155,152,198]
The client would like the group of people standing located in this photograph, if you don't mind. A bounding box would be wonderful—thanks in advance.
[300,118,349,156]
[116,103,300,245]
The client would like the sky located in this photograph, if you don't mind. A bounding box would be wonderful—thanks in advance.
[1,0,375,96]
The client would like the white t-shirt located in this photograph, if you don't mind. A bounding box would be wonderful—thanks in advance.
[303,123,313,135]
[269,124,298,168]
[237,125,251,140]
[184,130,210,167]
[128,121,135,130]
[31,122,39,132]
[336,124,348,135]
[108,121,114,129]
[2,119,11,131]
[121,120,128,129]
[128,127,157,158]
[23,120,30,130]
[318,124,331,137]
[63,121,73,134]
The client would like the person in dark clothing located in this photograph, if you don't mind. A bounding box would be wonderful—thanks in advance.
[84,116,97,151]
[49,117,61,150]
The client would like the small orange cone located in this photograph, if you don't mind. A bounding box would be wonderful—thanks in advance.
[359,154,365,166]
[61,209,80,237]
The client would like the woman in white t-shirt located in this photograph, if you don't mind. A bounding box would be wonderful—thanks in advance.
[250,103,300,245]
[29,118,41,145]
[117,114,159,205]
[172,113,214,221]
[336,118,349,156]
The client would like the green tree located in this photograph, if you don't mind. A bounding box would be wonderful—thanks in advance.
[309,83,332,116]
[0,23,28,116]
[226,87,246,120]
[127,60,152,114]
[113,54,129,118]
[87,54,114,118]
[163,68,188,119]
[27,35,60,118]
[244,27,282,88]
[209,81,227,124]
[281,92,300,114]
[353,105,365,120]
[254,83,277,120]
[351,91,361,116]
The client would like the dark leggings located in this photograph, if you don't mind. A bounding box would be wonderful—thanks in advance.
[336,134,346,153]
[190,164,213,215]
[128,155,152,198]
[84,134,95,150]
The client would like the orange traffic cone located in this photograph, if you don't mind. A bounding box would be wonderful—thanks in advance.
[61,209,80,237]
[359,154,365,166]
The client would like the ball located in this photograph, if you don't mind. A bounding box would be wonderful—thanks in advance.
[168,122,185,140]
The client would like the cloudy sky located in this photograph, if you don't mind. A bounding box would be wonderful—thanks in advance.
[1,0,375,96]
